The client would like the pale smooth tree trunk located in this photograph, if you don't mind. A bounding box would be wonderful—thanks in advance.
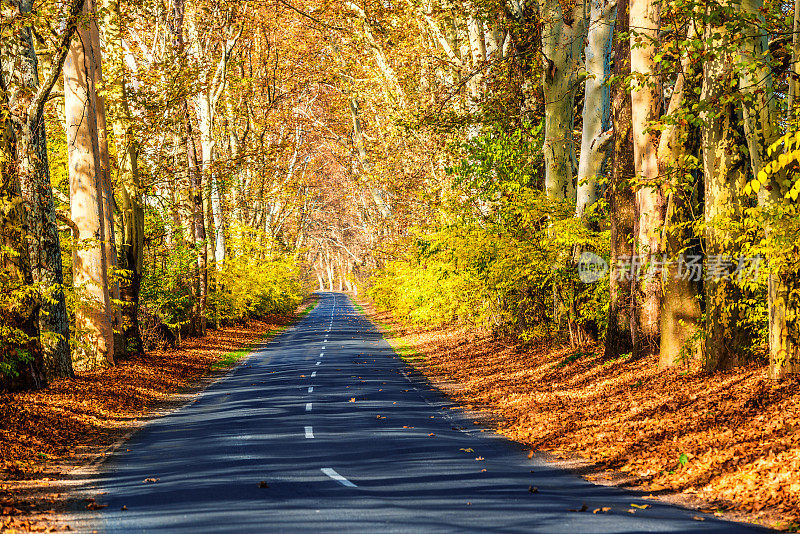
[629,0,664,358]
[604,0,635,360]
[188,5,239,268]
[64,1,115,368]
[171,0,207,335]
[576,0,615,218]
[465,3,487,109]
[541,0,585,200]
[337,253,344,292]
[349,98,391,219]
[87,0,123,359]
[325,251,335,292]
[186,114,207,336]
[345,1,408,109]
[196,97,226,266]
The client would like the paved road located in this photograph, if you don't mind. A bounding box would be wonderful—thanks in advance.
[79,292,768,533]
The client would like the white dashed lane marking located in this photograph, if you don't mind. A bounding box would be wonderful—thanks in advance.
[308,386,314,393]
[321,468,357,488]
[305,426,314,439]
[306,402,312,412]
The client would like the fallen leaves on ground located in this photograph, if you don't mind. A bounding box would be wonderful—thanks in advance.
[1,314,297,531]
[362,301,800,526]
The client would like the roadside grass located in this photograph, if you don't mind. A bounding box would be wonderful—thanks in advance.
[298,299,318,317]
[212,298,319,369]
[211,331,274,369]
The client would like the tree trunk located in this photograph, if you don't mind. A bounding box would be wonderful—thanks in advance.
[104,0,145,356]
[790,0,800,122]
[657,20,701,368]
[337,254,344,292]
[701,2,748,371]
[13,0,72,378]
[541,0,585,200]
[576,0,615,218]
[604,0,635,360]
[197,98,225,267]
[325,251,334,291]
[741,0,800,378]
[629,0,664,358]
[86,0,123,359]
[64,0,115,369]
[186,114,208,336]
[466,6,487,108]
[0,64,46,390]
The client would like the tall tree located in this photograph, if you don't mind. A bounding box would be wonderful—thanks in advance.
[64,0,115,368]
[700,0,750,370]
[170,0,208,335]
[629,0,664,358]
[604,0,635,359]
[12,0,83,378]
[0,67,45,390]
[740,0,800,378]
[86,0,123,358]
[657,14,702,368]
[190,4,240,267]
[103,0,145,355]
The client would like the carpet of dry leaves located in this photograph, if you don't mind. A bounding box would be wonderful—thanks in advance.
[363,304,800,531]
[0,315,295,532]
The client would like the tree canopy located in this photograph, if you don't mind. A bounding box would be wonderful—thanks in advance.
[1,0,800,388]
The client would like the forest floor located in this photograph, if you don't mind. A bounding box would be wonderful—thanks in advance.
[0,300,315,533]
[357,299,800,532]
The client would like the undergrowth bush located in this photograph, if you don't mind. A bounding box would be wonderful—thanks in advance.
[210,254,304,324]
[368,123,609,345]
[140,224,305,338]
[207,225,304,324]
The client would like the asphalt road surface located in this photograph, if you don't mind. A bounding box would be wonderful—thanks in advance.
[78,292,769,533]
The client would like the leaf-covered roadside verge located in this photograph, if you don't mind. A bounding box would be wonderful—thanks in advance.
[0,299,315,533]
[358,299,800,532]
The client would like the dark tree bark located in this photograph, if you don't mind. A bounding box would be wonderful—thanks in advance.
[604,0,636,359]
[15,0,73,378]
[186,114,208,336]
[104,0,145,356]
[0,69,46,391]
